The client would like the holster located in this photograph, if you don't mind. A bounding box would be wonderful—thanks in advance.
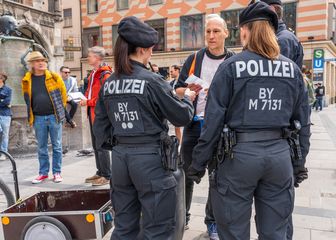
[160,132,179,171]
[284,120,304,167]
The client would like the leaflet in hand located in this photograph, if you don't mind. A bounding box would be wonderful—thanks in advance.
[68,92,87,103]
[185,74,210,89]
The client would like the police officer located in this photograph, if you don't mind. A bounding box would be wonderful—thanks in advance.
[187,2,310,239]
[93,16,195,239]
[261,0,304,68]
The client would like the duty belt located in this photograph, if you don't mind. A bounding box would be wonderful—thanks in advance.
[114,135,161,145]
[236,130,284,143]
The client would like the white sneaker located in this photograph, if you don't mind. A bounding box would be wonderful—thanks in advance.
[53,173,63,183]
[0,155,6,161]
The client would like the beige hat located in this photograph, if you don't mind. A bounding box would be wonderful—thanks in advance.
[27,51,48,62]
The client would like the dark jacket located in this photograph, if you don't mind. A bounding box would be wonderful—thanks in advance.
[277,21,304,68]
[192,50,311,171]
[93,61,194,149]
[0,85,12,116]
[315,86,325,97]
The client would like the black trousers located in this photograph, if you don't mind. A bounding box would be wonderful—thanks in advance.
[65,99,78,123]
[212,140,294,239]
[88,109,111,179]
[181,121,215,225]
[111,145,177,240]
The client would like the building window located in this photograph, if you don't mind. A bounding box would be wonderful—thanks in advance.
[82,27,101,57]
[64,51,74,61]
[117,0,129,10]
[145,19,166,52]
[221,9,242,47]
[149,0,163,5]
[180,14,204,50]
[88,0,98,14]
[283,2,297,33]
[112,25,119,50]
[63,8,72,27]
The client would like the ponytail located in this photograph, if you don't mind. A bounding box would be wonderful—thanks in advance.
[113,36,137,76]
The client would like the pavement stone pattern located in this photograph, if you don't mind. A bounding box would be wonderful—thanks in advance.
[1,107,336,239]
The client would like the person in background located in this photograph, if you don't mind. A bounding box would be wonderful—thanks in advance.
[22,51,67,184]
[60,66,78,128]
[168,65,183,143]
[302,65,315,107]
[176,14,235,239]
[0,72,12,160]
[261,0,304,68]
[151,63,160,74]
[315,83,325,111]
[80,46,112,186]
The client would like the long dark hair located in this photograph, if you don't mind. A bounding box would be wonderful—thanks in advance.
[113,36,137,76]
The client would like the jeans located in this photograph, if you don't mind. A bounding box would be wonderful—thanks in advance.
[315,96,323,111]
[0,116,11,152]
[34,115,63,175]
[65,99,78,123]
[88,108,111,179]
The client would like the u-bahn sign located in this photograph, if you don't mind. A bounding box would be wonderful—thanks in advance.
[313,49,324,73]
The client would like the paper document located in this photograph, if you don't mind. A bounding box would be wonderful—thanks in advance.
[185,74,210,89]
[68,92,87,103]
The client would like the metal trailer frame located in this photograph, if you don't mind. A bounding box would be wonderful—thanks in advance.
[0,189,113,240]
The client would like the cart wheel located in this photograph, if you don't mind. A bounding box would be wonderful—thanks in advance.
[21,216,72,240]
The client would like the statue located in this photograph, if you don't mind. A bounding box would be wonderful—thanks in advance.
[0,12,20,36]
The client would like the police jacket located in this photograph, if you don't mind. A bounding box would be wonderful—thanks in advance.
[192,50,311,171]
[277,21,304,69]
[93,61,194,149]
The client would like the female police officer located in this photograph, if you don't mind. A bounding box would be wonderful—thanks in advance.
[93,17,195,239]
[187,2,310,239]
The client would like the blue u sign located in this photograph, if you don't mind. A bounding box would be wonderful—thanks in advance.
[314,59,324,68]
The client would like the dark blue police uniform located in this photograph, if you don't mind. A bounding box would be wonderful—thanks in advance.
[93,16,194,240]
[188,2,311,239]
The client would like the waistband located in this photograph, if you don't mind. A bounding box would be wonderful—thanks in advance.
[236,130,284,143]
[114,135,161,145]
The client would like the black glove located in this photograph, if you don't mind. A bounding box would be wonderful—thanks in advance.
[294,166,308,188]
[187,166,206,184]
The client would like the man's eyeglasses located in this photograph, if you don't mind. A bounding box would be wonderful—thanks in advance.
[62,71,71,74]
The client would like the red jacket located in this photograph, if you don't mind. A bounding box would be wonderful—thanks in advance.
[85,64,112,122]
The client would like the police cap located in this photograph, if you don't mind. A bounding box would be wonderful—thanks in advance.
[118,16,159,48]
[239,1,278,31]
[260,0,282,6]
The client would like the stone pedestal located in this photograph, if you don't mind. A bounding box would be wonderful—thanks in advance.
[62,106,92,151]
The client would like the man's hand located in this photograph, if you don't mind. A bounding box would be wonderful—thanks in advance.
[187,165,206,184]
[185,88,197,102]
[294,166,308,188]
[187,83,202,95]
[80,99,87,106]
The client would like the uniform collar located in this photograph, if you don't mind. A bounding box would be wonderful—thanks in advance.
[277,20,287,33]
[131,60,149,70]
